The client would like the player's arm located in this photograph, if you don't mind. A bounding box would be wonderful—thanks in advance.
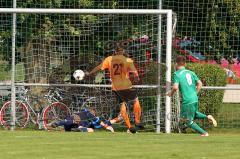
[85,63,102,76]
[46,120,66,131]
[86,57,110,76]
[196,80,202,93]
[167,83,179,97]
[193,72,202,93]
[85,110,114,132]
[167,73,179,97]
[92,116,114,133]
[127,58,140,82]
[132,70,140,81]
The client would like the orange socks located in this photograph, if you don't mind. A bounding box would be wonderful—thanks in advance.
[120,103,131,128]
[120,99,142,128]
[133,99,141,124]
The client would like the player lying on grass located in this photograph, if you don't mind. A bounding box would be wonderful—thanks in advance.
[47,108,114,133]
[85,45,144,134]
[167,56,217,137]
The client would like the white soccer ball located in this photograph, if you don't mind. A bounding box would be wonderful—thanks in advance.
[73,69,85,81]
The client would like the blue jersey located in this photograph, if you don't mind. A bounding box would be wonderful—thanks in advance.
[77,109,100,128]
[55,109,109,131]
[78,109,112,129]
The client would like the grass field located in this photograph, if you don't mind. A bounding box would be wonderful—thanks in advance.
[0,130,240,159]
[216,103,240,128]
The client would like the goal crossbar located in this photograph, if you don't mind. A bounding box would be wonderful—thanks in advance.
[0,83,159,88]
[0,8,172,14]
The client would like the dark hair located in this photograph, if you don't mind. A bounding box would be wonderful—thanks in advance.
[176,56,186,65]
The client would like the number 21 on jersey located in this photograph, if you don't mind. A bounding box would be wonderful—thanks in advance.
[113,63,123,75]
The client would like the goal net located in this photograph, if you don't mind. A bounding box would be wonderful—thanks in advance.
[163,0,240,129]
[0,1,179,132]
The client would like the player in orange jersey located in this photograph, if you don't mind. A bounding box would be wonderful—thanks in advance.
[85,45,144,133]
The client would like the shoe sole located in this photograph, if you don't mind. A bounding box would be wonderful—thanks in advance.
[201,133,209,137]
[208,115,217,127]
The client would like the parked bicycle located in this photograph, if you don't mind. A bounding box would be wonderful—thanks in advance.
[50,87,116,121]
[0,87,70,130]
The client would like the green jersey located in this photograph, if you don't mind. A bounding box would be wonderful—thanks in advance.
[173,67,200,105]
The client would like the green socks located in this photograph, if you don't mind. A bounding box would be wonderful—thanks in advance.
[189,122,207,134]
[195,111,207,119]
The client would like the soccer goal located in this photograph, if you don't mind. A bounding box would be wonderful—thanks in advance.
[0,8,177,133]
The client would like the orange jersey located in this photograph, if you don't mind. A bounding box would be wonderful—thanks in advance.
[101,55,137,91]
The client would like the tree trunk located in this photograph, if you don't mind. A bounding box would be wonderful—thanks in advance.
[23,38,51,110]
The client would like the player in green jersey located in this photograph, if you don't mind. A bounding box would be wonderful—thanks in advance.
[167,56,217,136]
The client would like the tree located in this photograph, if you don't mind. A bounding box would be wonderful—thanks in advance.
[0,0,158,85]
[163,0,240,63]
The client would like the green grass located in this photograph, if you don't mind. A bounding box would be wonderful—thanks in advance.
[0,130,240,159]
[218,103,240,127]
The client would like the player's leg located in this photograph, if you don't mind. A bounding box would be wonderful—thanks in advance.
[194,104,217,127]
[112,90,130,127]
[188,121,208,136]
[193,102,207,119]
[207,115,217,127]
[195,111,207,119]
[71,126,94,132]
[133,98,141,124]
[120,102,137,133]
[125,89,144,129]
[110,114,123,124]
[113,90,137,133]
[182,103,208,136]
[133,98,144,129]
[120,102,132,129]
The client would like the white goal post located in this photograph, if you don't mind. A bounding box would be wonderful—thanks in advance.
[0,8,173,133]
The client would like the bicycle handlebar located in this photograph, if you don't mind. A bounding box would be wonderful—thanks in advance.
[44,87,65,103]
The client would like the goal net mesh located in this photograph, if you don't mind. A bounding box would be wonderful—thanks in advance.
[0,1,181,132]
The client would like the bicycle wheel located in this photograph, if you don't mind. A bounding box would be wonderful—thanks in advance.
[0,100,29,129]
[42,102,70,130]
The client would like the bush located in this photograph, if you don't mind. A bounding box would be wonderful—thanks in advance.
[143,62,166,85]
[186,63,227,117]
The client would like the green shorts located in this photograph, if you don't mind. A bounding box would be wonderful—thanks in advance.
[180,102,198,122]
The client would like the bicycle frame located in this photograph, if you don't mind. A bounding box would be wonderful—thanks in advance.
[0,87,70,130]
[18,90,41,124]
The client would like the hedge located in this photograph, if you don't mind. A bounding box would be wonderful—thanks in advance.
[186,63,227,117]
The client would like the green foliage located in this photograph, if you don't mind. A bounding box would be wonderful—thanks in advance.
[207,0,240,60]
[186,63,227,117]
[0,62,25,81]
[0,1,160,84]
[164,0,240,62]
[0,60,10,80]
[144,62,166,85]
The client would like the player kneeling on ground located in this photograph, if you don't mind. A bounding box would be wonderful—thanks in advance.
[47,108,114,133]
